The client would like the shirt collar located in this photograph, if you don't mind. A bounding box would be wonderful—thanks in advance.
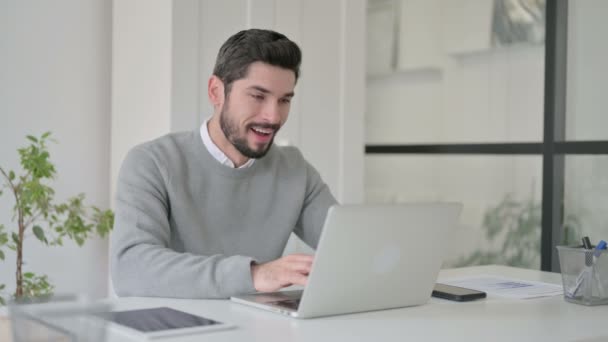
[200,118,255,169]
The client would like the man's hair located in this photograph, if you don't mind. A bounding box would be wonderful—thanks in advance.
[213,29,302,94]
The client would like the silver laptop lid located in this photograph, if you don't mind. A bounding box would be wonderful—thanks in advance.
[297,203,461,318]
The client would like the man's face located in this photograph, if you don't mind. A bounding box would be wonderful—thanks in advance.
[219,62,295,159]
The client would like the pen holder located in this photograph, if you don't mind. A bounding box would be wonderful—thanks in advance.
[557,245,608,306]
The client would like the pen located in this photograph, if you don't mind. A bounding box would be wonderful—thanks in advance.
[593,240,607,257]
[592,240,606,298]
[569,239,607,298]
[567,237,599,298]
[582,237,593,267]
[582,236,593,249]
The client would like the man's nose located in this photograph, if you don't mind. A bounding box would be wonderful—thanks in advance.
[261,101,282,123]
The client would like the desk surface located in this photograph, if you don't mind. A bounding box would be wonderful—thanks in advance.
[1,265,606,342]
[105,265,607,342]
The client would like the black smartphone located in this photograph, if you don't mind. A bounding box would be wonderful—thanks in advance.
[432,283,487,302]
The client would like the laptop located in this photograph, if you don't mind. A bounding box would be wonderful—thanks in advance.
[231,203,462,319]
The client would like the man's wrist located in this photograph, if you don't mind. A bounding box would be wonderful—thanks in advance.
[250,261,260,291]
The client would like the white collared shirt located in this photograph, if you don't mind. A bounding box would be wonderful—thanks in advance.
[200,118,255,169]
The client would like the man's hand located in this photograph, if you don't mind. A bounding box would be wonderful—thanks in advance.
[251,254,314,293]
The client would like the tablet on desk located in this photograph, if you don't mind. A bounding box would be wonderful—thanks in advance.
[98,307,235,340]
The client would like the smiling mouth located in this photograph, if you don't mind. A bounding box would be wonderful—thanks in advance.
[250,126,274,136]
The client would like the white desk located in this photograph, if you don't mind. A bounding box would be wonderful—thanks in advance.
[1,265,606,341]
[104,265,608,342]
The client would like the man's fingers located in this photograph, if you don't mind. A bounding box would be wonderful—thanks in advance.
[283,254,314,272]
[273,262,311,285]
[251,254,314,292]
[284,254,314,263]
[285,272,308,286]
[287,261,313,275]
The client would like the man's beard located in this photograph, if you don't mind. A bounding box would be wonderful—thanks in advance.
[219,107,279,159]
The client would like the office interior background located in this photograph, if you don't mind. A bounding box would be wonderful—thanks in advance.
[0,0,607,300]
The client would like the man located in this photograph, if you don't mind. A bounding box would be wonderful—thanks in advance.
[111,29,337,299]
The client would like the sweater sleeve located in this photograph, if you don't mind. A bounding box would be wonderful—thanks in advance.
[110,146,257,299]
[293,160,338,249]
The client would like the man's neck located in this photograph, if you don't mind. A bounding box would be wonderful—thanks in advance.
[207,116,250,168]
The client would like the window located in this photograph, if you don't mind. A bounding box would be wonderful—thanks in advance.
[365,0,608,271]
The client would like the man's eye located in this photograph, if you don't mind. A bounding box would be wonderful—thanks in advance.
[251,94,264,101]
[280,98,292,104]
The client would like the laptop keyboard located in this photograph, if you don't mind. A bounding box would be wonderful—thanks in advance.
[270,299,301,310]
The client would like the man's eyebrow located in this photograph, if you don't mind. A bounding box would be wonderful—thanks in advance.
[248,85,295,98]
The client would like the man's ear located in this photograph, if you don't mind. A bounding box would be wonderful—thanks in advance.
[208,75,225,110]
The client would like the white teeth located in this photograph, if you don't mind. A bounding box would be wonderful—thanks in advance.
[252,127,272,134]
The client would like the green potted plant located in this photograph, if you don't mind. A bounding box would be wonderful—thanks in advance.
[0,132,113,304]
[452,190,581,269]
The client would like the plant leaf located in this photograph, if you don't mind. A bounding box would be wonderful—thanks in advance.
[24,272,34,279]
[0,230,7,246]
[33,225,48,244]
[11,232,19,245]
[0,284,5,290]
[42,132,52,139]
[0,250,4,260]
[8,171,15,181]
[26,135,38,143]
[20,273,54,299]
[93,208,114,237]
[19,135,56,179]
[0,296,5,306]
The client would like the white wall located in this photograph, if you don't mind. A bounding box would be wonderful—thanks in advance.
[171,0,202,134]
[0,0,112,298]
[110,0,173,203]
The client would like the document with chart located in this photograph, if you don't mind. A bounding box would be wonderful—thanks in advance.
[438,275,563,299]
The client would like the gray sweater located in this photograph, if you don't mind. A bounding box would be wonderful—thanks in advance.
[110,130,337,299]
